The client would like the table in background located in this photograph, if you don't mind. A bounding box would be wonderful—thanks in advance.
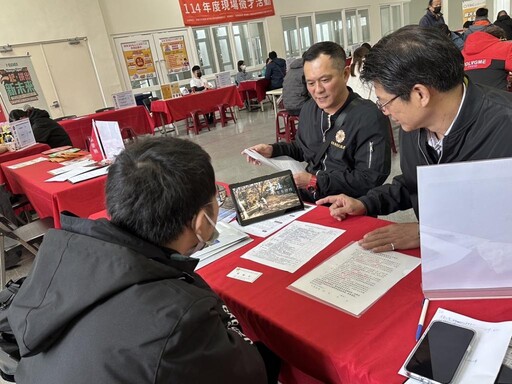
[238,78,270,111]
[151,85,243,125]
[266,88,283,117]
[1,154,106,228]
[198,207,512,384]
[0,143,50,185]
[59,106,155,149]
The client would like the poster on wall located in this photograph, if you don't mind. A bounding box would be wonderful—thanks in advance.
[0,56,48,113]
[121,41,157,81]
[160,36,190,74]
[462,0,486,23]
[179,0,275,26]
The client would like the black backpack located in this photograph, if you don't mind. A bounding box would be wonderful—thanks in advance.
[0,277,25,382]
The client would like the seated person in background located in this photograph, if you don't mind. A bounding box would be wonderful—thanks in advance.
[347,46,377,102]
[245,42,391,203]
[261,57,270,77]
[189,65,214,123]
[462,25,512,91]
[282,58,310,116]
[437,23,464,50]
[318,26,512,252]
[236,60,252,84]
[8,137,276,384]
[265,51,286,90]
[495,10,512,40]
[462,20,473,33]
[464,7,492,38]
[189,65,214,92]
[9,107,72,148]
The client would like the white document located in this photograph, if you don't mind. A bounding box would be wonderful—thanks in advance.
[45,165,101,182]
[93,121,125,161]
[10,118,36,149]
[48,159,97,175]
[194,222,252,270]
[68,166,109,183]
[112,90,136,109]
[227,267,262,283]
[230,204,316,238]
[7,156,47,169]
[242,148,305,174]
[240,221,344,273]
[400,308,512,384]
[418,158,512,298]
[289,242,420,316]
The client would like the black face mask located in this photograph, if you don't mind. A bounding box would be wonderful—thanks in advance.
[196,71,202,78]
[433,6,442,14]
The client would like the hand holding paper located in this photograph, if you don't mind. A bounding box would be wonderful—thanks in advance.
[242,147,305,173]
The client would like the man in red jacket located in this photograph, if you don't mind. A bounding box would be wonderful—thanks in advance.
[462,25,512,91]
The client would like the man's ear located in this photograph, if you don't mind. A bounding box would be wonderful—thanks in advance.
[410,84,432,108]
[192,209,208,237]
[342,65,351,82]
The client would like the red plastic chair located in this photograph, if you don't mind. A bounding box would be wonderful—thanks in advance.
[186,110,211,135]
[276,110,294,143]
[214,104,236,127]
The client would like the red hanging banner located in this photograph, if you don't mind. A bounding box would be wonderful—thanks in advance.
[179,0,275,26]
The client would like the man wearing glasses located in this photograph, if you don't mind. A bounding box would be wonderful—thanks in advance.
[246,41,391,202]
[318,26,512,252]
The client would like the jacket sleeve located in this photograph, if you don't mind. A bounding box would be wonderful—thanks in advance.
[264,64,272,81]
[358,173,414,216]
[271,140,304,161]
[156,296,267,384]
[315,109,391,198]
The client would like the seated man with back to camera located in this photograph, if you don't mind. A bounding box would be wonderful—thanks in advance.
[7,137,278,384]
[245,41,391,203]
[317,25,512,252]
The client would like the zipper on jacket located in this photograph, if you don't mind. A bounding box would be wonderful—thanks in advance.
[322,153,328,171]
[368,141,373,168]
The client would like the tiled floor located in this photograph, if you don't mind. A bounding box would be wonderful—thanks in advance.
[1,103,416,383]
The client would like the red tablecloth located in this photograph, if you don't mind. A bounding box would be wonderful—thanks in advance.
[238,78,270,102]
[0,143,50,185]
[197,207,512,384]
[59,106,155,149]
[1,154,106,228]
[151,85,243,124]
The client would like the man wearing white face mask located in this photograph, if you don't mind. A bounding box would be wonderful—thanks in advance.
[419,0,445,28]
[7,137,277,384]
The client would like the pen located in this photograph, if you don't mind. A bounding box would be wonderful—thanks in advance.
[415,298,430,341]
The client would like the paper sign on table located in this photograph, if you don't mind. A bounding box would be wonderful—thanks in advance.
[227,267,262,283]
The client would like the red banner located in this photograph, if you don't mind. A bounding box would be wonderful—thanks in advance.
[179,0,275,26]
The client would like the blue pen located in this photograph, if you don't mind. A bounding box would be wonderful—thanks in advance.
[415,298,430,341]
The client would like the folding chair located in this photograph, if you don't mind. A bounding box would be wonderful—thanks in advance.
[0,215,54,287]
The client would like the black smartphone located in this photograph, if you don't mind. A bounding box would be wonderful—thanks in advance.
[404,321,475,384]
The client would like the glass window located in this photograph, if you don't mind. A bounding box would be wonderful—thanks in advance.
[359,9,370,43]
[213,26,234,71]
[282,17,300,58]
[233,22,268,67]
[346,10,357,46]
[381,6,392,36]
[315,12,343,45]
[193,28,217,74]
[299,16,313,52]
[392,5,401,32]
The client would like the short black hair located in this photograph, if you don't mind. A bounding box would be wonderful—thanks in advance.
[269,51,277,60]
[463,20,474,29]
[302,41,346,72]
[9,109,27,122]
[191,65,200,73]
[476,7,488,17]
[361,25,464,100]
[106,137,216,246]
[237,60,244,71]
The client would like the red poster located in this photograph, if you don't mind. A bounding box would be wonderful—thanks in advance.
[179,0,275,26]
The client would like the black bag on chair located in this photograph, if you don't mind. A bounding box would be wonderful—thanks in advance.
[0,277,25,382]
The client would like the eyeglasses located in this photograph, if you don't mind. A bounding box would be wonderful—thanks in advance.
[376,94,401,111]
[216,184,227,207]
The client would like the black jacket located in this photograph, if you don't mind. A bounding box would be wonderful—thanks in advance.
[272,92,391,201]
[495,14,512,40]
[265,58,286,90]
[8,214,267,384]
[419,10,445,27]
[359,79,512,218]
[282,58,309,115]
[27,108,72,148]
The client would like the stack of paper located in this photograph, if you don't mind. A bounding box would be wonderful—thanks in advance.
[242,148,305,173]
[194,222,252,270]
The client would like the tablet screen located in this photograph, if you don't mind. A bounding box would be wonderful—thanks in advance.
[229,170,304,226]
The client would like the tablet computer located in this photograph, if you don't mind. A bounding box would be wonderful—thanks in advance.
[229,170,304,226]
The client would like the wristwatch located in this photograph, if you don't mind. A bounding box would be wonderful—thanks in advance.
[307,175,317,192]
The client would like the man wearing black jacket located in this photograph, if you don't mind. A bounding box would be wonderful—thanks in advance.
[318,26,512,252]
[247,42,391,203]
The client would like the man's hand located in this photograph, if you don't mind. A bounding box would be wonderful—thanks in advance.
[359,222,420,252]
[316,194,366,221]
[242,144,273,165]
[293,172,312,189]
